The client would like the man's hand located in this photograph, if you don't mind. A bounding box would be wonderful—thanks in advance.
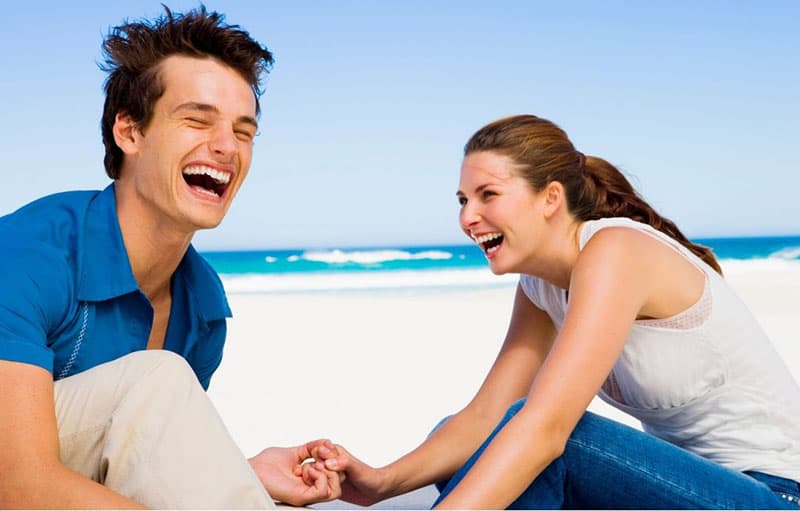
[249,445,343,506]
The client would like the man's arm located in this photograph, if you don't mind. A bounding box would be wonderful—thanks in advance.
[0,360,144,509]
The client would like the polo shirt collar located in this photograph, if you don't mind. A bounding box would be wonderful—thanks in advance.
[77,184,231,322]
[177,245,233,321]
[78,184,138,301]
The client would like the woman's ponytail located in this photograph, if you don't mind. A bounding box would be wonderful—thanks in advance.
[578,155,722,274]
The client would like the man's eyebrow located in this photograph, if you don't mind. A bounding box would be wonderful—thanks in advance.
[173,101,217,115]
[173,102,258,129]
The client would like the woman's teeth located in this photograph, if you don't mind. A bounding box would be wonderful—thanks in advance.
[474,232,502,244]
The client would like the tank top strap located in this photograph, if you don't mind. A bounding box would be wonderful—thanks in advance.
[578,217,713,275]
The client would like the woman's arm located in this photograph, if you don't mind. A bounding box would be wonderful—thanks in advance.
[0,361,145,509]
[314,283,558,504]
[435,228,655,509]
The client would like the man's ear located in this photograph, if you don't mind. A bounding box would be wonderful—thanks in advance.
[542,181,565,219]
[112,112,141,155]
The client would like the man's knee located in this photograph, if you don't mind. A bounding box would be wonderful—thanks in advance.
[104,350,210,443]
[122,350,200,390]
[55,351,195,422]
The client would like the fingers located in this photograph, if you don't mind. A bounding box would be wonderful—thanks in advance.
[301,438,335,459]
[300,461,315,487]
[294,439,341,476]
[301,461,342,503]
[310,439,338,462]
[309,441,346,469]
[322,461,343,501]
[322,443,354,472]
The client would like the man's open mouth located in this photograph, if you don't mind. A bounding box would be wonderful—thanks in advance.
[182,165,231,198]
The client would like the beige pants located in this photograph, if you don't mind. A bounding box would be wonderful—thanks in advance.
[53,350,276,509]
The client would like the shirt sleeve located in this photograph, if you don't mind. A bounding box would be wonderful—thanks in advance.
[191,318,227,390]
[0,240,73,373]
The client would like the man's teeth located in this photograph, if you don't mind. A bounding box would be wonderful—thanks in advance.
[192,186,220,198]
[474,232,502,244]
[183,165,231,184]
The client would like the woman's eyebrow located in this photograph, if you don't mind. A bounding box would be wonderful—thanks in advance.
[456,183,492,198]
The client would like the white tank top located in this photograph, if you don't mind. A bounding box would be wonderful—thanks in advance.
[519,217,800,481]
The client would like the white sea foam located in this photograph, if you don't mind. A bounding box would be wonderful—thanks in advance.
[221,257,800,294]
[719,257,800,274]
[299,249,453,264]
[768,246,800,260]
[221,268,517,294]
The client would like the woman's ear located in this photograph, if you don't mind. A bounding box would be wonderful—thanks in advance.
[542,181,565,219]
[112,112,141,155]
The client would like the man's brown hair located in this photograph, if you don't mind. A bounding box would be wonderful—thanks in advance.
[100,5,274,178]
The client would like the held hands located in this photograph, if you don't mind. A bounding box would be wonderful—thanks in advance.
[297,439,389,507]
[248,445,344,506]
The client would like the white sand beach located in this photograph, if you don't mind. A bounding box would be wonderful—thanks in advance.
[207,263,800,509]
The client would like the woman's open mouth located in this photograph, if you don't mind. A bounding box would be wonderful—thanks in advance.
[474,232,504,257]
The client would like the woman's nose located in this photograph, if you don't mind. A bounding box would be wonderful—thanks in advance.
[459,201,481,232]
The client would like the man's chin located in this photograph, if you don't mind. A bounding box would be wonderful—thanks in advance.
[187,204,230,231]
[181,211,225,232]
[194,218,224,231]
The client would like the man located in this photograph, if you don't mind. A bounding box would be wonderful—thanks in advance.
[0,7,339,508]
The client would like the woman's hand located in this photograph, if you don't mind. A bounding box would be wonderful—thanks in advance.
[299,439,391,506]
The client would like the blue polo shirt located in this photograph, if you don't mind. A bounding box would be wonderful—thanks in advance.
[0,184,232,389]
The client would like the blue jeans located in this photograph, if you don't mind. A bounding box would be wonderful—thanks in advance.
[433,399,800,509]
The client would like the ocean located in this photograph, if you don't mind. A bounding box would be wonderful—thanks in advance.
[201,236,800,294]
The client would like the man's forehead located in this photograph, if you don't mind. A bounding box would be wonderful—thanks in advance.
[156,55,257,114]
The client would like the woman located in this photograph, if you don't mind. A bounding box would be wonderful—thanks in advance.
[305,115,800,509]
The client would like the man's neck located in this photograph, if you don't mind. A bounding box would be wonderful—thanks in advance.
[114,188,193,303]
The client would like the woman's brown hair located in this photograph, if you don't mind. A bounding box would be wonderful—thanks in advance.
[465,115,722,274]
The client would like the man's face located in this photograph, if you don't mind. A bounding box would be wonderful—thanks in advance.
[115,55,258,233]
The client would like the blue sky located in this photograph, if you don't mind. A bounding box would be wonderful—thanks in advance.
[2,1,798,250]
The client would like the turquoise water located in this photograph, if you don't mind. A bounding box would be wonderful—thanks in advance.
[201,236,800,294]
[694,236,800,261]
[202,245,485,275]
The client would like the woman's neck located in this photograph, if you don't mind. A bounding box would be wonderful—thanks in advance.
[521,220,584,290]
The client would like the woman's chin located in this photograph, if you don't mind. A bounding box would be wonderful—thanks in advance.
[487,261,509,275]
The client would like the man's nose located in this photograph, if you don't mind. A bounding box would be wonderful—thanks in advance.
[208,123,238,159]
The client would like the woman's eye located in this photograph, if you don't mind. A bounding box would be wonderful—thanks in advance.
[482,190,496,200]
[457,197,467,206]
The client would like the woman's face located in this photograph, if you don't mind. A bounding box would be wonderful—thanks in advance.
[457,151,544,274]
